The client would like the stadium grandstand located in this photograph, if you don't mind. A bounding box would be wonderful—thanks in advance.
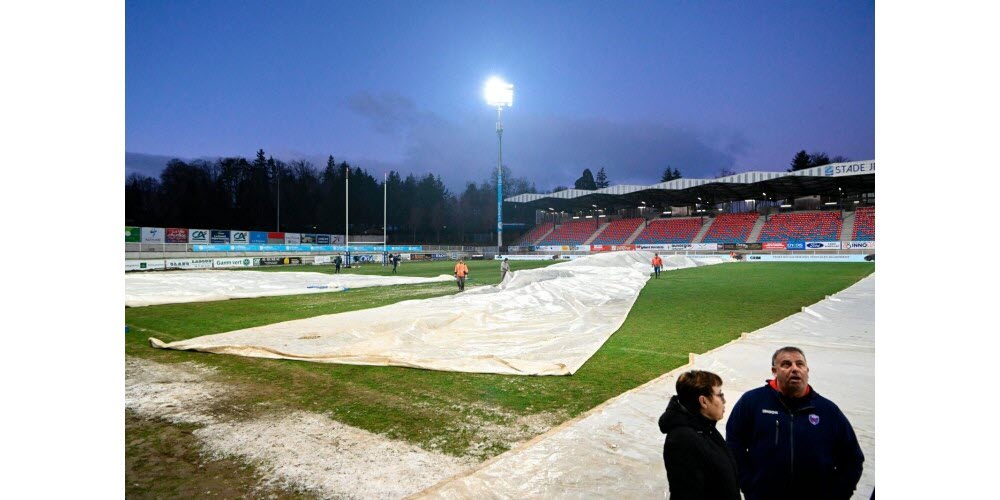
[505,160,874,251]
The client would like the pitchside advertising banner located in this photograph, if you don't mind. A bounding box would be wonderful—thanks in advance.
[762,242,786,250]
[249,231,268,244]
[232,231,250,244]
[213,257,254,268]
[804,241,842,250]
[166,228,189,243]
[591,244,635,252]
[192,244,425,253]
[536,245,590,251]
[285,233,301,244]
[637,243,720,251]
[302,234,316,244]
[210,230,230,243]
[142,227,165,243]
[125,226,140,242]
[189,229,210,244]
[719,243,763,250]
[254,257,303,266]
[495,254,560,261]
[125,259,166,271]
[316,234,331,244]
[165,258,213,270]
[746,254,869,262]
[267,232,285,244]
[846,241,876,249]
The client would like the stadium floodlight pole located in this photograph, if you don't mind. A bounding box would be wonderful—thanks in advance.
[485,76,513,257]
[345,165,350,265]
[383,172,388,266]
[275,162,280,231]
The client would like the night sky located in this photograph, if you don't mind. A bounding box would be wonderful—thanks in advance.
[126,0,874,191]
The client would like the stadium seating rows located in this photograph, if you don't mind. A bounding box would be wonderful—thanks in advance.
[852,206,875,241]
[701,213,759,244]
[758,211,842,242]
[515,221,554,246]
[591,218,644,245]
[633,218,703,244]
[539,219,602,246]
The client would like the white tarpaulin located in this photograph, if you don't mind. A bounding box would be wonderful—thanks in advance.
[416,273,876,499]
[126,270,455,307]
[149,252,727,375]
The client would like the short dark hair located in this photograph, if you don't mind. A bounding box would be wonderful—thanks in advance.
[771,346,806,367]
[676,370,722,414]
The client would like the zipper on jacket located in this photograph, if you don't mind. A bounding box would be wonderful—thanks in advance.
[774,419,779,445]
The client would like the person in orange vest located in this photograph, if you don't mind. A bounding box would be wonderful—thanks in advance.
[651,253,663,279]
[454,258,470,291]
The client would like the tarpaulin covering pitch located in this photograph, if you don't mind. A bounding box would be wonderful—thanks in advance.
[416,273,876,499]
[149,252,726,375]
[125,270,454,307]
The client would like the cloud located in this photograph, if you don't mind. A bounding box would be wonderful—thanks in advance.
[347,91,749,192]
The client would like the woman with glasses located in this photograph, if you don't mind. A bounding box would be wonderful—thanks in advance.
[658,370,740,500]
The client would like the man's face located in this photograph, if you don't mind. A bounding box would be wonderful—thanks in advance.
[772,351,809,397]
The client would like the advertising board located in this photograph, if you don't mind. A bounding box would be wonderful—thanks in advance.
[165,228,189,243]
[210,230,230,244]
[746,254,869,262]
[165,258,214,270]
[141,227,165,243]
[213,257,254,268]
[188,229,210,243]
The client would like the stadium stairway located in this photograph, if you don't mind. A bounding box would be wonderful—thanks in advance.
[623,220,648,244]
[747,215,768,243]
[532,225,555,245]
[584,222,610,245]
[840,211,855,242]
[692,218,712,243]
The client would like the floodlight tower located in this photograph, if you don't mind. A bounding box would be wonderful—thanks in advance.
[485,77,513,255]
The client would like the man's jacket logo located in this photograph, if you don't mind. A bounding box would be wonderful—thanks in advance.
[809,414,820,425]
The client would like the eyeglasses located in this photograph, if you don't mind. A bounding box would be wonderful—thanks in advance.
[712,392,725,402]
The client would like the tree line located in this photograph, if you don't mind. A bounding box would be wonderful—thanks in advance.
[125,150,538,245]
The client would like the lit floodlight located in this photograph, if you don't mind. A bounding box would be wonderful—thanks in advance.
[485,77,514,107]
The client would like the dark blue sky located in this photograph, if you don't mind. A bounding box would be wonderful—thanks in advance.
[126,0,874,191]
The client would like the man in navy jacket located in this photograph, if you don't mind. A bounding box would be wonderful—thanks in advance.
[726,346,864,500]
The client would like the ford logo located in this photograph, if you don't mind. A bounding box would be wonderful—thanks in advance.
[807,243,823,248]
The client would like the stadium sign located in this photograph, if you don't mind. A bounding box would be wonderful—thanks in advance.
[720,243,762,250]
[249,231,268,244]
[495,254,559,261]
[213,257,253,268]
[786,241,806,250]
[746,254,868,262]
[847,241,876,249]
[301,234,317,244]
[822,161,874,177]
[210,230,230,244]
[165,258,213,270]
[189,229,210,243]
[285,232,301,244]
[141,227,165,243]
[762,242,786,250]
[805,241,842,249]
[267,232,285,244]
[125,226,140,243]
[590,244,635,252]
[316,234,331,244]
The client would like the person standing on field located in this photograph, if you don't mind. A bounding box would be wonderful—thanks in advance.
[500,258,511,281]
[658,370,740,500]
[454,258,469,292]
[726,346,864,500]
[651,253,663,279]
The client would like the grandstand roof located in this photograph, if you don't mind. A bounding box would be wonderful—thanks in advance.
[506,160,874,211]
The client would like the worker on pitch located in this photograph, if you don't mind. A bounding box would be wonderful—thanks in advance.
[454,258,469,292]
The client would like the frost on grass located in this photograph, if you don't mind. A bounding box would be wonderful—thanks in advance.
[125,357,478,498]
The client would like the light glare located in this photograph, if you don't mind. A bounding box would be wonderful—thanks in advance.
[485,77,513,107]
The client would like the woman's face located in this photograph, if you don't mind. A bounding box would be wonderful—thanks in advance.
[700,385,726,421]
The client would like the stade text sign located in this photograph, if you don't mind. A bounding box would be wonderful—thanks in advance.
[822,161,874,177]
